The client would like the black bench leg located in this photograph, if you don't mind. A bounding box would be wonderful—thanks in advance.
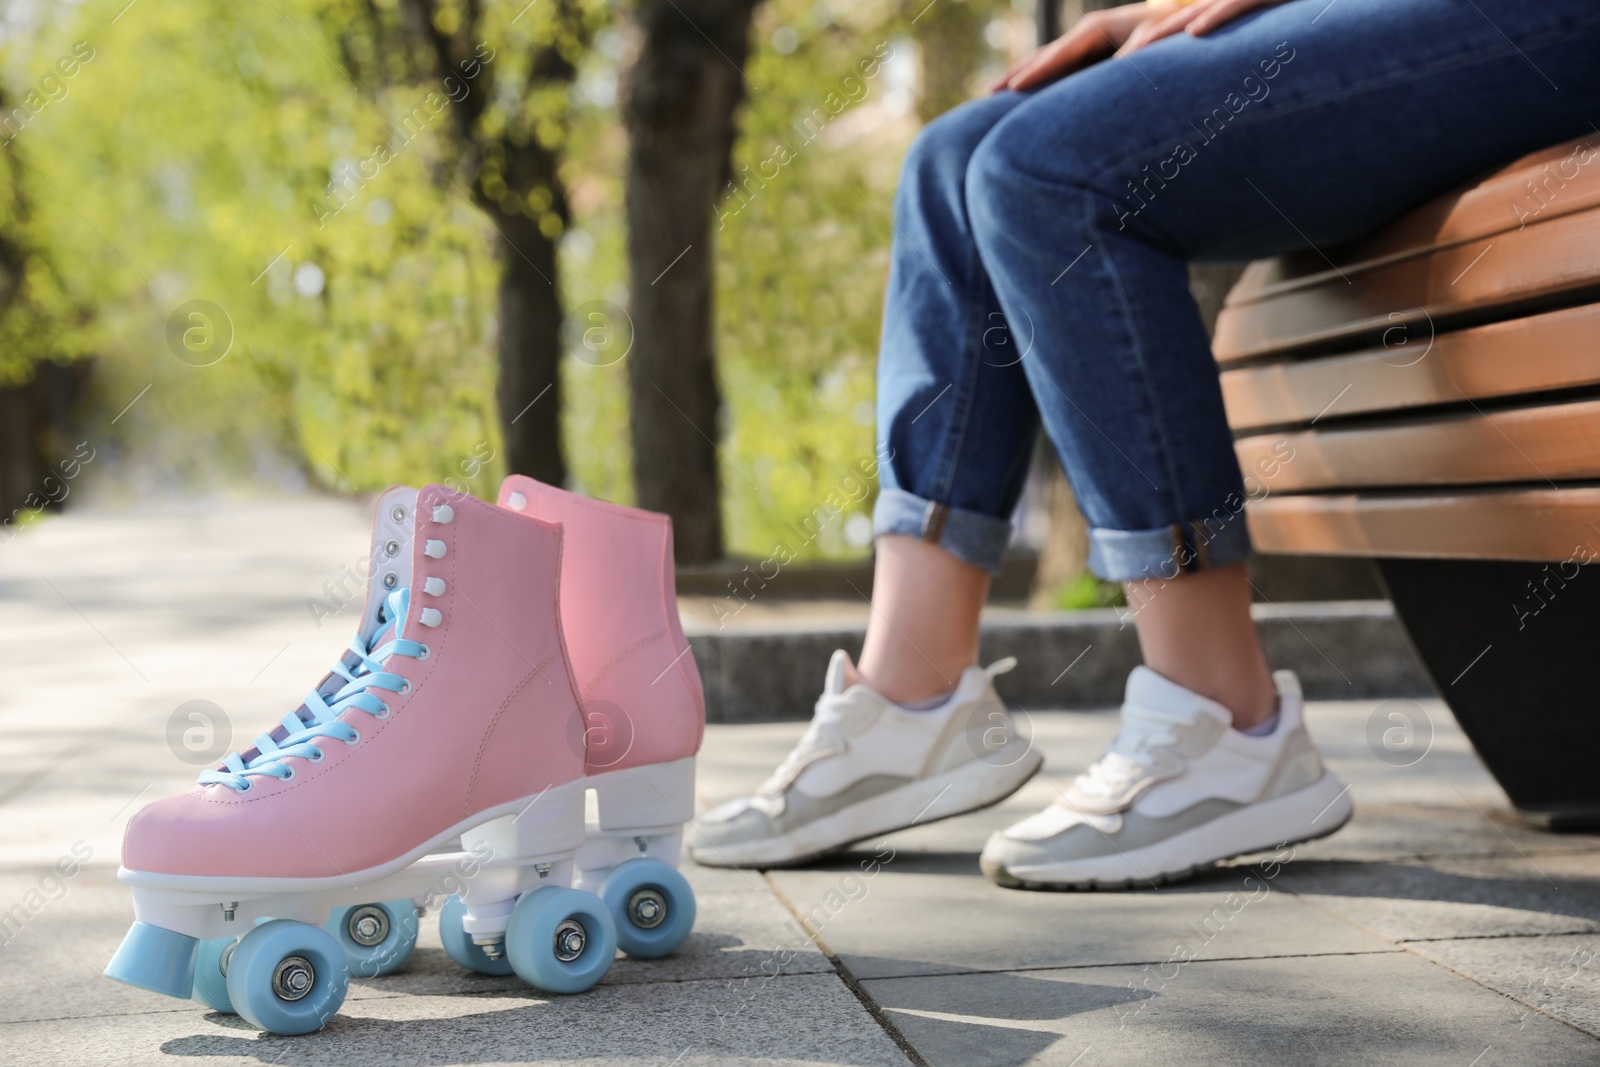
[1377,558,1600,830]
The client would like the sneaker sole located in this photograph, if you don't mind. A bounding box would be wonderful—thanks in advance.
[691,750,1046,869]
[984,771,1354,891]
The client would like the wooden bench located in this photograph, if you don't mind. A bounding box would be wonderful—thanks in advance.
[1215,134,1600,829]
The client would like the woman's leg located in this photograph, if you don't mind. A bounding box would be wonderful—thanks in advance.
[1128,562,1276,725]
[857,534,991,703]
[964,0,1600,722]
[976,0,1600,888]
[689,96,1052,868]
[857,92,1034,702]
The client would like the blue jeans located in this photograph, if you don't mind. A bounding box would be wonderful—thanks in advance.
[872,0,1600,581]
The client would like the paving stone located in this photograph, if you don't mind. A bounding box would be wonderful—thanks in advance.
[1286,702,1600,862]
[1275,851,1600,942]
[768,857,1396,980]
[1,973,911,1067]
[0,868,200,1025]
[0,862,833,1026]
[1286,803,1600,864]
[5,501,1599,1064]
[1410,933,1600,1038]
[864,952,1600,1066]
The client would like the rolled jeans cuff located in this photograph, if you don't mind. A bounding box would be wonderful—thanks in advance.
[873,488,1013,575]
[1087,516,1252,583]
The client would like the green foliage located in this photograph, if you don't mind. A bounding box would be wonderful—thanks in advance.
[4,0,1017,560]
[552,25,632,505]
[324,0,611,228]
[1053,572,1127,611]
[0,140,81,388]
[713,0,909,558]
[13,0,510,496]
[709,0,1016,558]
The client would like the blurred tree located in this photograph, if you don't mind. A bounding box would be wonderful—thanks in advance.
[329,0,607,486]
[0,77,83,388]
[621,0,760,564]
[24,0,508,499]
[0,81,88,521]
[916,0,990,122]
[711,0,905,562]
[6,0,1020,573]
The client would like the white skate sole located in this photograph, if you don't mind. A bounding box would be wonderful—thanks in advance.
[119,778,592,941]
[693,749,1045,868]
[575,756,695,892]
[107,757,703,1025]
[989,772,1354,890]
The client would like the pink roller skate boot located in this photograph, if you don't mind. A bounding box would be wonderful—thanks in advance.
[106,486,618,1035]
[498,475,703,959]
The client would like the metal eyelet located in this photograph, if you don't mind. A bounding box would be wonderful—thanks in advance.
[390,505,407,522]
[280,767,296,782]
[384,539,401,557]
[417,645,431,661]
[374,702,391,720]
[399,680,412,695]
[344,728,362,746]
[238,780,253,793]
[306,748,325,764]
[383,573,398,589]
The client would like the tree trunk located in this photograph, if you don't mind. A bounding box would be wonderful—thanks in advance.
[343,0,584,488]
[492,211,567,486]
[917,0,990,122]
[622,0,757,564]
[1029,452,1092,609]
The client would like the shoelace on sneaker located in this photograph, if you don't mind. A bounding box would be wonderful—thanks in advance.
[756,692,859,797]
[198,587,429,793]
[1067,704,1185,805]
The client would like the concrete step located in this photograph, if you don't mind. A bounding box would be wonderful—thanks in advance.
[687,600,1430,723]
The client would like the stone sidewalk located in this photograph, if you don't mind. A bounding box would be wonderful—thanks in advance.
[2,498,1598,1065]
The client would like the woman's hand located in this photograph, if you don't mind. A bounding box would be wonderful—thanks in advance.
[991,0,1293,94]
[990,3,1154,93]
[1120,0,1293,54]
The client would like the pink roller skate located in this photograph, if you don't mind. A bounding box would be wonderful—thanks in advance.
[105,486,616,1034]
[498,475,703,960]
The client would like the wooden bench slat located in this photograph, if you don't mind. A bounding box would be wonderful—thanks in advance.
[1219,302,1600,431]
[1225,136,1600,309]
[1236,397,1600,492]
[1213,204,1600,364]
[1245,488,1600,562]
[1216,135,1600,561]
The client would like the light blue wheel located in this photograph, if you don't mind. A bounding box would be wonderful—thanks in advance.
[324,900,418,978]
[504,886,617,994]
[600,858,696,959]
[191,937,238,1014]
[438,895,514,977]
[225,920,348,1035]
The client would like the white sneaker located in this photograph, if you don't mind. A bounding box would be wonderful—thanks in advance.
[690,651,1044,867]
[980,667,1352,890]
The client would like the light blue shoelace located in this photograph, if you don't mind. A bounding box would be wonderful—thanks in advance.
[198,588,427,793]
